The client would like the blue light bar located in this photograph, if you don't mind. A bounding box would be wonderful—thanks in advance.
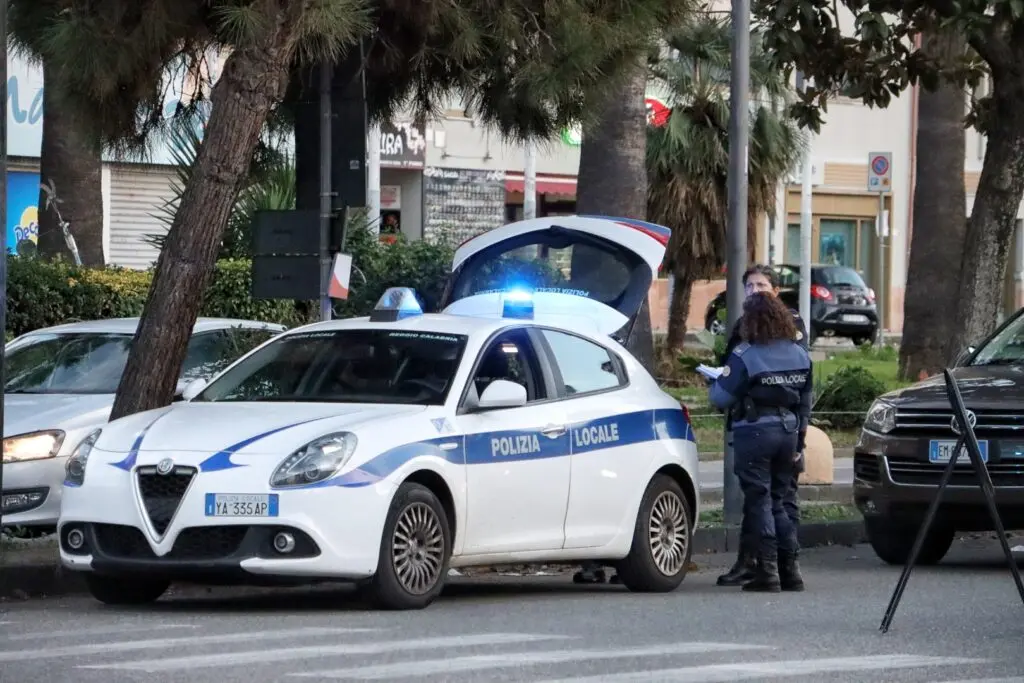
[501,288,534,319]
[369,287,423,322]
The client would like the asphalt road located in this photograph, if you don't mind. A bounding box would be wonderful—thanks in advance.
[699,457,854,491]
[2,537,1024,683]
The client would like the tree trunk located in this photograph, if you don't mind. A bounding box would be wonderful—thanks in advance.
[109,11,300,420]
[575,55,656,371]
[665,272,693,352]
[36,59,105,266]
[948,76,1024,361]
[898,29,967,380]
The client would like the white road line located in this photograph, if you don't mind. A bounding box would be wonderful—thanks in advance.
[931,679,1024,683]
[532,655,984,682]
[0,626,376,662]
[78,633,569,673]
[290,642,773,679]
[1,623,198,641]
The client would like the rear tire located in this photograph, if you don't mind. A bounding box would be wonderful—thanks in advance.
[617,475,692,592]
[865,516,955,566]
[85,574,169,605]
[366,482,452,610]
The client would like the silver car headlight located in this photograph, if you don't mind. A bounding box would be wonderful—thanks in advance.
[270,432,358,489]
[863,400,896,434]
[64,429,102,487]
[3,430,65,464]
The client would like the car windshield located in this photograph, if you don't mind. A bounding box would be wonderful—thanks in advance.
[194,329,468,405]
[816,267,867,288]
[4,332,133,394]
[970,313,1024,366]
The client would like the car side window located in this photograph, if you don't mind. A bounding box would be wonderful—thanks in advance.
[540,329,624,397]
[226,326,279,358]
[180,331,237,380]
[469,328,546,403]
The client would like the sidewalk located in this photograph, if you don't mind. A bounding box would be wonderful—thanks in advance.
[699,456,854,506]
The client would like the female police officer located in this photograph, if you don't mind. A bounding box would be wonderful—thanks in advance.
[708,292,813,592]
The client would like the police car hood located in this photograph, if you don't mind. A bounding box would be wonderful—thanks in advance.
[95,402,425,455]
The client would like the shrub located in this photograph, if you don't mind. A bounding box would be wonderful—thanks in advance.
[813,365,886,430]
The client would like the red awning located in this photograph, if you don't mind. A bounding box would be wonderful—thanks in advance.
[505,176,577,196]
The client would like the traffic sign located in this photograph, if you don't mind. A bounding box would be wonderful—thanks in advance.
[868,152,892,192]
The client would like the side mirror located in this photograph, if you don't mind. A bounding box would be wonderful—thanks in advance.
[953,346,976,368]
[179,378,208,402]
[476,379,527,410]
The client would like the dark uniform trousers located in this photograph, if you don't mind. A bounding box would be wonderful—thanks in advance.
[733,419,799,558]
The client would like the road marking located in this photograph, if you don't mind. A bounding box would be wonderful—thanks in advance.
[77,633,567,673]
[0,626,376,662]
[533,655,984,682]
[931,679,1024,683]
[290,642,773,679]
[1,623,198,642]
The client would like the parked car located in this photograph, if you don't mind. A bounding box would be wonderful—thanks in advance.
[703,264,878,345]
[2,317,286,530]
[855,305,1024,565]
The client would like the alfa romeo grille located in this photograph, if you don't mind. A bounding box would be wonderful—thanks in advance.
[136,465,196,536]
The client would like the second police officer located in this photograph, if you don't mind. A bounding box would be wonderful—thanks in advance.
[714,265,809,589]
[707,290,813,592]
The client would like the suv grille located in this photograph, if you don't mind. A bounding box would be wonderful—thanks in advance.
[894,409,1024,435]
[886,456,1024,487]
[136,465,196,536]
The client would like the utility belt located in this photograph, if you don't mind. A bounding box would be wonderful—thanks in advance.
[731,398,798,425]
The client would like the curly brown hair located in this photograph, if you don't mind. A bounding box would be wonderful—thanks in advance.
[739,292,798,344]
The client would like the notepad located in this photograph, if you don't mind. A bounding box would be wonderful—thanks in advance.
[696,364,724,380]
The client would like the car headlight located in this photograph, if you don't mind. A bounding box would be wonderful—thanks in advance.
[863,400,896,434]
[2,430,65,464]
[64,430,101,487]
[270,432,358,489]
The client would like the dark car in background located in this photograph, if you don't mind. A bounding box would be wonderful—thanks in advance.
[703,264,879,345]
[854,307,1024,565]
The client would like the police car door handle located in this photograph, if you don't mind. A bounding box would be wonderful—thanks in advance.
[541,424,566,438]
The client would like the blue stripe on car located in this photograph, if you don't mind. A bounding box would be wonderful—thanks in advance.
[199,416,341,472]
[109,413,169,472]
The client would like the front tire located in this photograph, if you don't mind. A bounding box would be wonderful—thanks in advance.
[366,482,452,610]
[85,574,169,605]
[616,474,692,592]
[864,516,955,566]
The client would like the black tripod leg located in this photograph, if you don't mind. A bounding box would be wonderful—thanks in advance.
[879,437,963,634]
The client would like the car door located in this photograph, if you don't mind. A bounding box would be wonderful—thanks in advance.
[532,327,645,549]
[453,326,570,554]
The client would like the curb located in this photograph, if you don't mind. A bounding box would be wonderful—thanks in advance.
[691,518,866,555]
[700,483,853,506]
[1,520,867,600]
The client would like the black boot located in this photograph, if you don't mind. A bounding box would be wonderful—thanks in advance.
[716,550,757,586]
[742,553,781,592]
[778,549,805,592]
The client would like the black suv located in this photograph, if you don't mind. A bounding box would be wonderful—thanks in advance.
[855,307,1024,565]
[704,264,879,345]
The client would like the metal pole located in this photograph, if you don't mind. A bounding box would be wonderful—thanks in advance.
[367,123,381,236]
[0,0,8,548]
[722,0,750,526]
[877,193,886,345]
[797,71,812,328]
[524,141,537,220]
[318,61,333,322]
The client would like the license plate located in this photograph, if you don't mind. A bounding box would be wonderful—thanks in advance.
[204,493,279,517]
[928,440,989,464]
[841,314,869,323]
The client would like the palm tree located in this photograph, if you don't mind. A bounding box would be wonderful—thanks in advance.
[647,10,806,352]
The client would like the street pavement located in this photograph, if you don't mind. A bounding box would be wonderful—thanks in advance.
[2,536,1023,682]
[699,456,853,492]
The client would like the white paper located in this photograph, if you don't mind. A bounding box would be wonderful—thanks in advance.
[696,364,724,380]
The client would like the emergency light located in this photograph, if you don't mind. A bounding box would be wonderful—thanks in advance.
[501,288,534,319]
[369,287,424,322]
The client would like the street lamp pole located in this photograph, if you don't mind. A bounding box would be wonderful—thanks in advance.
[723,0,751,526]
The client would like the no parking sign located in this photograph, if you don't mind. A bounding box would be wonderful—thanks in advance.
[867,152,892,192]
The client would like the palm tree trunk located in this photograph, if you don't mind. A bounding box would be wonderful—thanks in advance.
[666,271,692,351]
[109,11,300,420]
[35,59,105,266]
[898,29,968,380]
[575,55,656,371]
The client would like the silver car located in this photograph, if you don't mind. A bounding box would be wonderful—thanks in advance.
[1,317,286,529]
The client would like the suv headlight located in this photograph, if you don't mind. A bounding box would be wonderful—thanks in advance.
[64,429,101,487]
[863,400,896,434]
[3,430,65,464]
[270,432,358,489]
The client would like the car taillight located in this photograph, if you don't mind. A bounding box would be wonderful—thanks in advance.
[811,284,833,301]
[866,288,876,303]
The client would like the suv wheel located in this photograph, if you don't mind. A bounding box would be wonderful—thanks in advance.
[864,516,955,566]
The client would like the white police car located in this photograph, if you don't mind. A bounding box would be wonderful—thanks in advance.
[57,215,701,610]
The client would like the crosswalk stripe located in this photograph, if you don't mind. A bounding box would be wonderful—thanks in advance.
[0,626,375,663]
[290,642,774,679]
[78,633,567,673]
[1,623,198,642]
[533,655,984,682]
